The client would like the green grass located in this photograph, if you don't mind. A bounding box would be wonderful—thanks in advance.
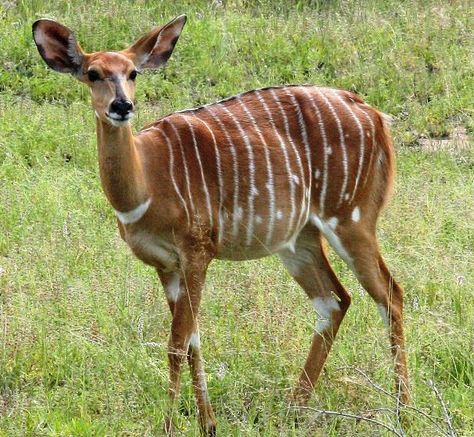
[1,0,473,435]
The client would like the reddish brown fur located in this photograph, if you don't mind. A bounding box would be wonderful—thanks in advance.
[33,17,409,436]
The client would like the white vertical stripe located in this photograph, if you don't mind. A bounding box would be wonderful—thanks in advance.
[194,115,225,245]
[299,87,330,217]
[238,96,276,246]
[285,88,313,228]
[316,89,349,208]
[333,90,365,203]
[357,107,376,190]
[178,115,214,228]
[155,127,190,226]
[268,89,301,239]
[205,107,240,239]
[166,119,195,214]
[219,104,257,246]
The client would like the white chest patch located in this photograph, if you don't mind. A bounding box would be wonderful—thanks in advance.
[115,198,152,225]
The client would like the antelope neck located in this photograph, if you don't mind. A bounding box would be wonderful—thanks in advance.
[96,118,149,213]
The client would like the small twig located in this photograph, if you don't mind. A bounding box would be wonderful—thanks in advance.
[340,366,446,435]
[428,380,457,437]
[291,406,405,437]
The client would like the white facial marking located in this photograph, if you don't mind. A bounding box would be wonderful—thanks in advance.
[310,214,353,267]
[115,198,151,225]
[166,273,182,303]
[377,304,389,328]
[313,296,340,334]
[352,206,361,223]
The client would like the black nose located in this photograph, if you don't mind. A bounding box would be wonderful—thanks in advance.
[110,99,133,117]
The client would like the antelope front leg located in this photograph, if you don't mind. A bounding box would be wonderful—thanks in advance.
[158,268,216,436]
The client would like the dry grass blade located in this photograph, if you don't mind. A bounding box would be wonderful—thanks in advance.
[292,405,405,437]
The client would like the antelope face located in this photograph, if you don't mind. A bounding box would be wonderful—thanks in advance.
[81,52,138,126]
[32,15,187,127]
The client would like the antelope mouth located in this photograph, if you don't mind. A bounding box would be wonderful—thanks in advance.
[106,111,134,126]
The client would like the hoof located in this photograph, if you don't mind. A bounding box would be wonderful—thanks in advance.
[200,421,216,436]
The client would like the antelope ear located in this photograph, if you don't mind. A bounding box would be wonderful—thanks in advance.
[123,15,187,69]
[32,19,85,74]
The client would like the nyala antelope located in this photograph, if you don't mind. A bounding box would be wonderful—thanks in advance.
[33,15,409,435]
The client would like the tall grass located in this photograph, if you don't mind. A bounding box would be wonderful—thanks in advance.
[1,1,473,435]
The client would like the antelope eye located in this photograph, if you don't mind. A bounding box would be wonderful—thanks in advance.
[129,70,138,81]
[87,70,101,82]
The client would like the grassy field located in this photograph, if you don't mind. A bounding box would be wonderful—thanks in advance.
[1,0,473,435]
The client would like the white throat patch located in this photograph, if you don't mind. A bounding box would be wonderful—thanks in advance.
[115,198,151,225]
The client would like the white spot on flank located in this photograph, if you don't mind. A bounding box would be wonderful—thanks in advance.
[314,169,321,179]
[352,206,361,223]
[255,215,263,224]
[313,296,340,334]
[292,174,300,185]
[276,210,283,220]
[327,216,338,230]
[166,273,182,303]
[344,193,350,201]
[310,214,353,267]
[115,198,151,225]
[377,304,389,328]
